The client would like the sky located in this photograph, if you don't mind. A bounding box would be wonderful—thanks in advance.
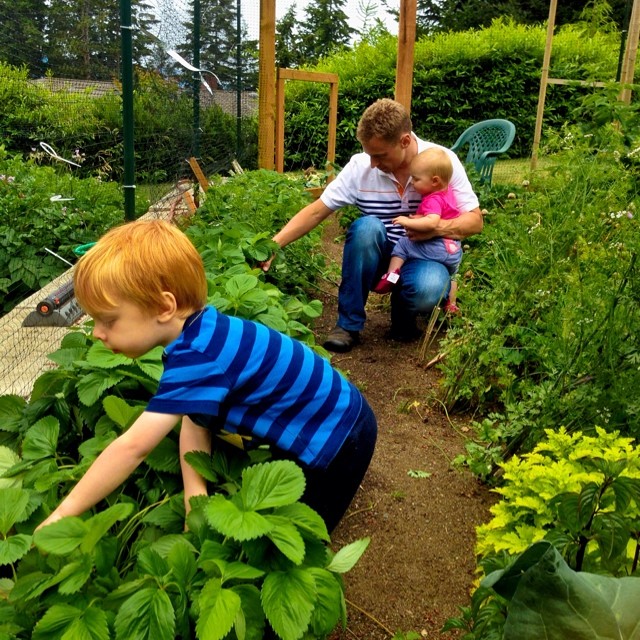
[240,0,398,42]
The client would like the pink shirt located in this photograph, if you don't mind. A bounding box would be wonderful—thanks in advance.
[415,186,459,220]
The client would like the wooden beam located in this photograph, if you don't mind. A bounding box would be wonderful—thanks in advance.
[258,0,276,169]
[619,0,640,103]
[531,0,557,171]
[187,156,209,192]
[274,68,339,175]
[394,0,417,112]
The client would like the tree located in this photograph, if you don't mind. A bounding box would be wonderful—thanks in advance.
[413,0,630,34]
[299,0,354,64]
[276,5,305,68]
[0,0,47,74]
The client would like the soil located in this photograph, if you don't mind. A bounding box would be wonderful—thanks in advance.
[313,219,497,640]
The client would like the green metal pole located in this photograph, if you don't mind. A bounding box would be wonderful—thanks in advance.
[236,0,242,158]
[120,0,136,220]
[193,0,201,160]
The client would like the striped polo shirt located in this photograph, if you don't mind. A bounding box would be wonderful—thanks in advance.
[321,135,479,244]
[146,306,363,469]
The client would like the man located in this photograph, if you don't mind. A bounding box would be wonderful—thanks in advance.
[263,98,482,353]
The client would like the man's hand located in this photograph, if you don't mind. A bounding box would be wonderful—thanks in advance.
[258,255,275,272]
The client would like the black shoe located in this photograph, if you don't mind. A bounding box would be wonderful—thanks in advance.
[323,326,361,352]
[384,325,422,343]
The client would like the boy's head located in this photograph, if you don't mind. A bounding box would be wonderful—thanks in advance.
[410,147,453,194]
[357,99,413,145]
[74,219,208,318]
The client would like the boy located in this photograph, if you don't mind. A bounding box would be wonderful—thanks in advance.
[374,147,462,313]
[38,219,377,533]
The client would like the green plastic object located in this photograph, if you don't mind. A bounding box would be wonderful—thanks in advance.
[450,118,516,186]
[73,242,96,256]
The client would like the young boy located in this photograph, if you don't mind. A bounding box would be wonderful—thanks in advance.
[374,147,462,313]
[38,219,377,533]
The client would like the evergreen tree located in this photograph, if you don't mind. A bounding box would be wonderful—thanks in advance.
[180,0,237,87]
[299,0,353,64]
[0,0,47,74]
[276,5,305,68]
[418,0,629,33]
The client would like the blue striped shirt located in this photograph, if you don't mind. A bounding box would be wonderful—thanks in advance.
[147,306,363,468]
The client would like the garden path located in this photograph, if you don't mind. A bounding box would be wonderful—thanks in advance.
[316,217,496,639]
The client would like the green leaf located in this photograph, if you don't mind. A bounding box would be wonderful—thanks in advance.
[0,534,31,566]
[262,569,316,640]
[134,347,164,381]
[33,517,87,555]
[240,461,305,511]
[145,436,180,474]
[326,538,370,574]
[265,515,306,565]
[21,416,59,461]
[196,578,241,640]
[0,487,30,535]
[166,540,197,586]
[86,342,131,369]
[33,604,109,640]
[114,587,175,640]
[485,541,640,640]
[307,568,343,637]
[0,447,21,488]
[56,554,93,594]
[183,450,219,483]
[0,395,25,433]
[232,584,265,640]
[218,561,265,583]
[103,396,143,429]
[81,504,134,554]
[136,548,169,578]
[205,494,273,541]
[273,503,330,542]
[77,370,126,406]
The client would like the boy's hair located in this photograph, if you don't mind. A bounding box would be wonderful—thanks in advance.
[356,98,413,144]
[411,147,454,185]
[74,219,208,317]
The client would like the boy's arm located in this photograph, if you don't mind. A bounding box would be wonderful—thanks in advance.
[180,417,211,515]
[37,411,179,529]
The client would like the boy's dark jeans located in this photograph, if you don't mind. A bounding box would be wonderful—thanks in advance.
[298,398,377,533]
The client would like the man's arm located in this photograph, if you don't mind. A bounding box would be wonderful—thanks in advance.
[180,416,211,515]
[406,207,483,242]
[37,411,179,529]
[261,198,334,271]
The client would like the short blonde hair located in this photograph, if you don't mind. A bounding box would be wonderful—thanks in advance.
[74,219,208,317]
[411,147,453,185]
[356,98,413,144]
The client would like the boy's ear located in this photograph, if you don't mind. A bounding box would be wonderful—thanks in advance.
[157,292,178,321]
[432,175,444,189]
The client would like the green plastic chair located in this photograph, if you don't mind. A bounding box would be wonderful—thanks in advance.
[450,119,516,186]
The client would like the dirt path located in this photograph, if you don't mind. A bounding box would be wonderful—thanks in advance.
[314,219,495,639]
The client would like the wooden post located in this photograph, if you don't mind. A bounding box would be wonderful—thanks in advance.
[619,0,640,104]
[274,69,339,175]
[531,0,558,171]
[394,0,417,112]
[258,0,276,169]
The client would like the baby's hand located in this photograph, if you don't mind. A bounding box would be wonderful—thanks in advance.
[393,215,411,227]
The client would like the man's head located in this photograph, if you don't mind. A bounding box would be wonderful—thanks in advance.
[356,98,413,145]
[74,219,208,319]
[410,147,453,195]
[356,99,415,174]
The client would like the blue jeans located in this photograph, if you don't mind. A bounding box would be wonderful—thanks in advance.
[338,216,451,332]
